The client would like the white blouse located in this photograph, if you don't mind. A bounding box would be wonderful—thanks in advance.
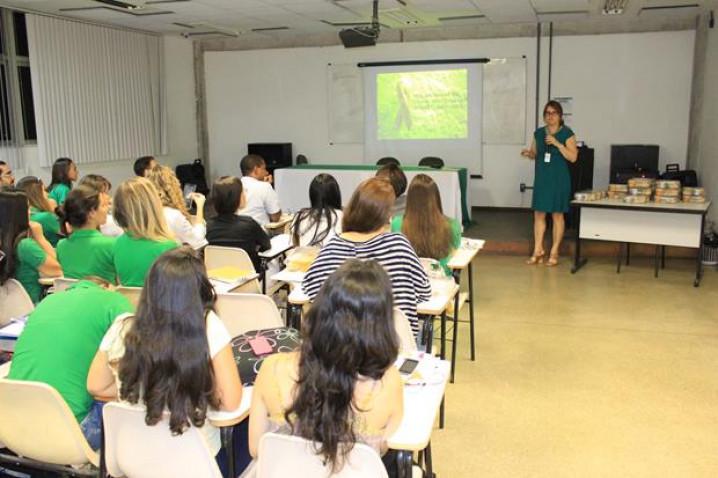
[292,209,343,248]
[163,207,208,250]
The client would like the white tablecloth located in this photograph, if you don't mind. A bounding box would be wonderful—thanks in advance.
[275,166,465,223]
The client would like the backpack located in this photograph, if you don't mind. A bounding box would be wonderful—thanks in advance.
[175,159,209,195]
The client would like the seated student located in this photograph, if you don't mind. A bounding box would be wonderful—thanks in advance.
[87,247,246,474]
[57,186,117,284]
[8,278,133,450]
[237,154,281,227]
[391,174,461,276]
[376,163,408,217]
[0,190,62,303]
[290,173,343,248]
[147,165,208,250]
[16,176,62,247]
[206,176,270,272]
[112,177,178,287]
[0,160,15,187]
[79,174,123,237]
[302,177,430,335]
[250,260,403,474]
[48,157,78,206]
[133,155,157,177]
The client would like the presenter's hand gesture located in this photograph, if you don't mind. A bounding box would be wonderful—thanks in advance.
[521,148,535,160]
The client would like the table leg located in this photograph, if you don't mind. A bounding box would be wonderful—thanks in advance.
[424,442,434,478]
[439,397,445,429]
[571,208,587,273]
[440,311,447,361]
[626,243,631,266]
[451,291,459,383]
[661,246,666,269]
[221,425,235,478]
[695,216,706,287]
[468,262,476,362]
[616,243,623,274]
[654,245,660,278]
[288,303,302,330]
[396,450,412,478]
[260,258,267,295]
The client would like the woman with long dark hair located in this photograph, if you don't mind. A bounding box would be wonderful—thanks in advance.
[290,173,343,247]
[249,259,404,473]
[16,176,62,246]
[391,174,461,276]
[0,190,62,302]
[48,157,78,205]
[521,100,578,266]
[87,247,245,473]
[56,185,116,283]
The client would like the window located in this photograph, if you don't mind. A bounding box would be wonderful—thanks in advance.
[0,9,37,143]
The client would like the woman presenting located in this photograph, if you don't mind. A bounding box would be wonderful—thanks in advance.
[521,101,578,266]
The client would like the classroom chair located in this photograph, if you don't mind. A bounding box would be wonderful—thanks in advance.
[418,156,444,169]
[103,401,222,478]
[255,433,393,478]
[296,154,308,165]
[0,379,99,476]
[215,293,285,337]
[116,286,143,308]
[53,277,78,293]
[205,245,261,294]
[0,279,33,327]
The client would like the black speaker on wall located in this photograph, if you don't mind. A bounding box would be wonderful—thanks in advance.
[247,143,292,174]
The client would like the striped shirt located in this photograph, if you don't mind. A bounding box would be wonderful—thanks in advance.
[302,232,431,334]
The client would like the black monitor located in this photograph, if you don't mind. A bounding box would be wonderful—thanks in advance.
[610,144,659,183]
[247,143,292,173]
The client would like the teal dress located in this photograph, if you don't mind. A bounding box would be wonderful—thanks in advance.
[532,126,574,213]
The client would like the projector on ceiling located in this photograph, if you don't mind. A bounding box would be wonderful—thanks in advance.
[339,27,378,48]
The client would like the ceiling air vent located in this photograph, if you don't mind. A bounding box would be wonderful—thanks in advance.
[603,0,629,15]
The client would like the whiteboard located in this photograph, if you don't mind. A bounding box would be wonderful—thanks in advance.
[482,58,527,144]
[327,63,363,144]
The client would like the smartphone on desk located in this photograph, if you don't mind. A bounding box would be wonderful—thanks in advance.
[398,358,419,375]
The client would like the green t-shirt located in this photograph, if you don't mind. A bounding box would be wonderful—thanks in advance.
[48,183,71,205]
[8,281,133,422]
[113,233,178,286]
[15,237,47,303]
[391,214,462,276]
[57,229,117,283]
[30,207,62,247]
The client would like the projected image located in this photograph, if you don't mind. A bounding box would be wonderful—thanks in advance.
[377,69,468,140]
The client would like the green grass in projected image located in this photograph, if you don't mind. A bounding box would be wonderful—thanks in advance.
[377,69,468,140]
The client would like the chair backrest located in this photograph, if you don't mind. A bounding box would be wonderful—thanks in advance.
[53,277,78,293]
[0,279,34,327]
[394,308,417,354]
[116,286,143,308]
[418,156,444,169]
[103,401,222,478]
[256,433,388,478]
[296,154,308,165]
[0,379,98,467]
[204,245,260,293]
[215,293,284,337]
[376,157,400,167]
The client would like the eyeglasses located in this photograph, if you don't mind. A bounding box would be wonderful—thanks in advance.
[544,110,559,116]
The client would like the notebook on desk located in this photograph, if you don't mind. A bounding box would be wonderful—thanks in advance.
[208,267,259,294]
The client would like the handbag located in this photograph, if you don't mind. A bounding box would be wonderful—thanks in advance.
[230,327,301,386]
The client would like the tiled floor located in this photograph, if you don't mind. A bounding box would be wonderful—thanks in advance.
[429,255,718,477]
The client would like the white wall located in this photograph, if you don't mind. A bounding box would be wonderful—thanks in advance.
[14,36,197,189]
[552,31,694,190]
[695,21,718,226]
[204,30,695,208]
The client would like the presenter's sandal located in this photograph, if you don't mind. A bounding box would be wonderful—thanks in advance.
[545,253,559,267]
[526,251,545,265]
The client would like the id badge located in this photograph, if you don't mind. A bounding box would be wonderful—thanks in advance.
[544,152,551,163]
